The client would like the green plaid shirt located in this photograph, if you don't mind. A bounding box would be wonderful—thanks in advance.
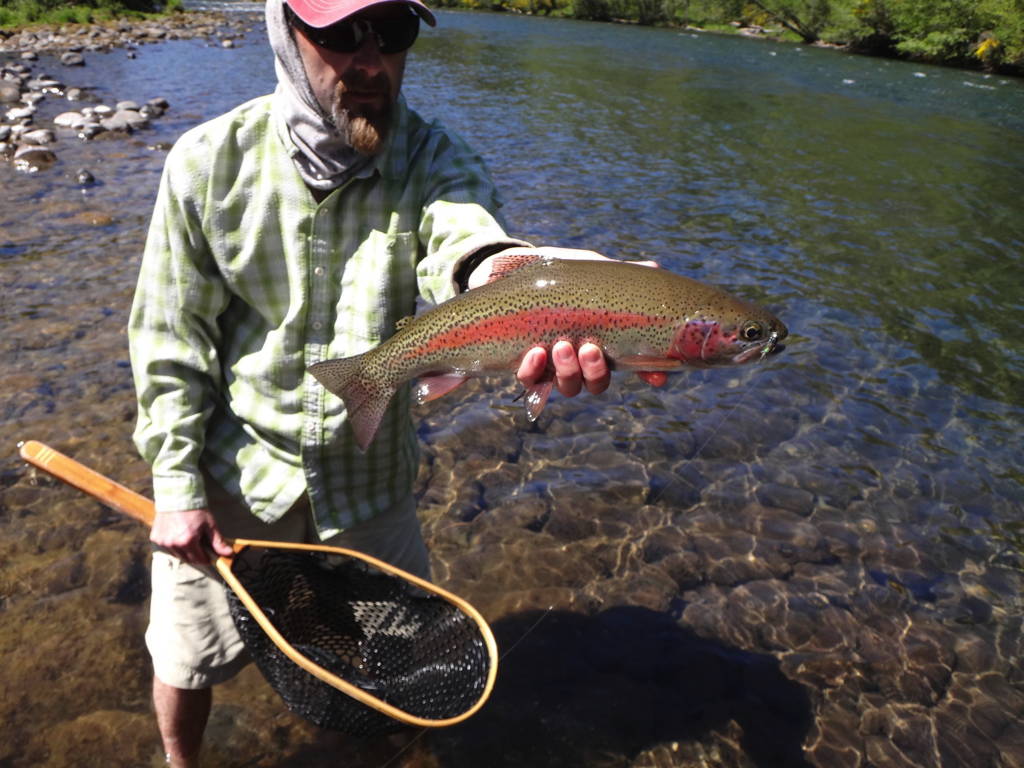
[129,94,523,536]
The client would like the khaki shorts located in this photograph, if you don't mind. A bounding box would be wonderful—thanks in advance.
[146,480,430,690]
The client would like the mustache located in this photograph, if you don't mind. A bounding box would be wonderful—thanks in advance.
[336,71,391,96]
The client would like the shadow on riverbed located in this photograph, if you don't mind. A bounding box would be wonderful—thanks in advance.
[417,606,812,767]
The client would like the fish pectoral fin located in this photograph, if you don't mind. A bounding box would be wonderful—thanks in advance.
[523,381,554,422]
[414,374,469,404]
[615,355,685,370]
[635,371,668,387]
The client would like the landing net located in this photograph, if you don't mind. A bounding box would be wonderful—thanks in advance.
[226,546,493,736]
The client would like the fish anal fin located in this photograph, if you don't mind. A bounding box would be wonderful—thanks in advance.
[414,374,468,404]
[524,381,554,422]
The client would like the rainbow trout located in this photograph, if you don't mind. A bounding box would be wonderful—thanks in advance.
[309,258,787,450]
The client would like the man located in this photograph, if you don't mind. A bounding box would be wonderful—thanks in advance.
[128,0,617,764]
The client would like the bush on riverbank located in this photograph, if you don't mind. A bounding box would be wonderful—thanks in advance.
[0,0,181,28]
[433,0,1024,74]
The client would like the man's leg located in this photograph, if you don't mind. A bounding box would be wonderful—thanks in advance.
[153,678,211,768]
[147,551,249,767]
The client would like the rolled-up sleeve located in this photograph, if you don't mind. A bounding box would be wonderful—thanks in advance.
[414,129,530,305]
[128,142,229,513]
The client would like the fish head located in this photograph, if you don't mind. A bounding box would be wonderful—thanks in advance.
[669,301,788,366]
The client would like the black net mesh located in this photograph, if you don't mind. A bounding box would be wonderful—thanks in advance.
[225,546,493,736]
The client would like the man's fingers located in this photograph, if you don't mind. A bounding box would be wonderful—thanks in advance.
[209,530,234,558]
[149,509,229,565]
[577,343,610,394]
[518,342,611,397]
[552,341,582,398]
[516,346,548,387]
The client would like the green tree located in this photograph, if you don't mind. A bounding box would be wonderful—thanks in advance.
[976,0,1024,68]
[744,0,834,42]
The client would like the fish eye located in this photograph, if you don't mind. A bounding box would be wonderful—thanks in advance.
[741,321,765,342]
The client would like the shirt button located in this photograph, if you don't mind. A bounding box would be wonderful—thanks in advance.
[314,266,325,277]
[312,321,323,330]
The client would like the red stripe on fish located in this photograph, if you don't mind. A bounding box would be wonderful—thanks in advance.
[406,307,674,361]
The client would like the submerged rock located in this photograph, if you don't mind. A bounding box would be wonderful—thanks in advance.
[13,144,56,171]
[0,82,20,103]
[77,123,105,140]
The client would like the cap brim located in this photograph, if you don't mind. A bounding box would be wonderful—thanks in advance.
[285,0,436,28]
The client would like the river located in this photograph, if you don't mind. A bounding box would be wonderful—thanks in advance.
[1,6,1023,767]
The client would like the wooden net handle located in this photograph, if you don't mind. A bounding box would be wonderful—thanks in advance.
[18,440,156,527]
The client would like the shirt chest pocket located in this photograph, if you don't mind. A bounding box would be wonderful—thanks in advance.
[333,229,419,353]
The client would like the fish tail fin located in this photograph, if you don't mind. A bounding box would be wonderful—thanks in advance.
[308,356,396,452]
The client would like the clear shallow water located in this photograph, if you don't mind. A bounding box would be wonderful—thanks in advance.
[2,8,1023,767]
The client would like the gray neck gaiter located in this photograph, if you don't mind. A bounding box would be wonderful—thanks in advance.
[265,0,369,191]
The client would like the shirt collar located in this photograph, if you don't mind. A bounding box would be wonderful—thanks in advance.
[369,94,411,182]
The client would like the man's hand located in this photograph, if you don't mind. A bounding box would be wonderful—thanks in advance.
[150,508,233,565]
[517,341,611,397]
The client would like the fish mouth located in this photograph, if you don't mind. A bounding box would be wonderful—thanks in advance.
[734,332,785,364]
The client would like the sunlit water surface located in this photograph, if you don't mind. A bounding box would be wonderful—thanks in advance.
[1,7,1023,767]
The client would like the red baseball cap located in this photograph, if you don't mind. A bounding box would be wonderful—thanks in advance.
[285,0,436,28]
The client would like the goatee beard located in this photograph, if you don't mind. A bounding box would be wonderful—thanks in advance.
[331,78,391,156]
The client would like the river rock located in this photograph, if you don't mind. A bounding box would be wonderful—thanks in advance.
[116,108,147,129]
[115,99,139,111]
[147,96,169,110]
[13,144,56,170]
[60,51,85,66]
[78,123,105,140]
[20,128,54,145]
[26,77,62,91]
[20,51,37,61]
[5,105,34,121]
[76,168,96,185]
[99,112,135,133]
[65,87,84,101]
[54,110,83,128]
[0,81,19,103]
[756,482,816,516]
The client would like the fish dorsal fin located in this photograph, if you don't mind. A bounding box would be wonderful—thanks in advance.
[484,252,553,284]
[395,315,415,331]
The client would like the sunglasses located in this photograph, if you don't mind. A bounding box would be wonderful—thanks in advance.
[286,5,420,55]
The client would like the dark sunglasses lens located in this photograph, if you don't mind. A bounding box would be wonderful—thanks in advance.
[309,15,419,54]
[315,23,360,51]
[374,17,420,54]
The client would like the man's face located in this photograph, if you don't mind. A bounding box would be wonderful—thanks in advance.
[291,5,412,155]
